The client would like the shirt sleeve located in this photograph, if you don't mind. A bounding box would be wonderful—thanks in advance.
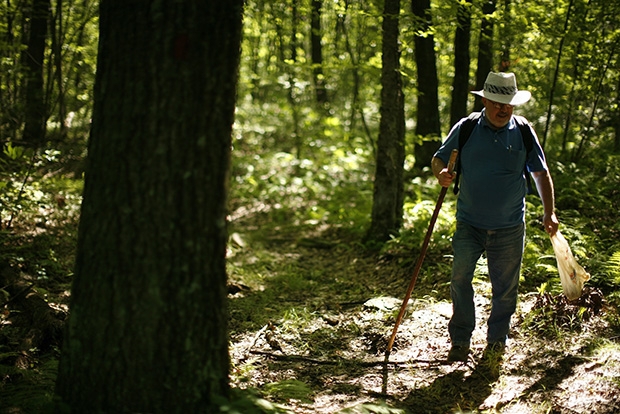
[433,120,463,164]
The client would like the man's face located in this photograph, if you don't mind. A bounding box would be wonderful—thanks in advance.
[482,98,514,129]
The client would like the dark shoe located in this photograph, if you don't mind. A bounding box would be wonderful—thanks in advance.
[447,345,470,362]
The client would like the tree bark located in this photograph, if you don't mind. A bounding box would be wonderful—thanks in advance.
[311,0,328,105]
[543,0,574,149]
[499,0,511,71]
[412,0,441,171]
[50,0,67,140]
[366,0,405,243]
[450,0,472,127]
[615,75,620,153]
[21,0,51,147]
[337,1,375,154]
[55,1,244,413]
[473,0,495,112]
[273,1,302,157]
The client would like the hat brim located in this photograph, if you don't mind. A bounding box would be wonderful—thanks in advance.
[471,90,531,106]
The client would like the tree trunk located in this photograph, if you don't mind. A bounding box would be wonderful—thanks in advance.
[366,0,405,243]
[473,0,495,112]
[499,0,511,71]
[311,0,328,105]
[615,75,620,153]
[50,0,67,140]
[337,1,375,155]
[543,0,574,150]
[290,0,302,157]
[450,0,472,127]
[412,0,441,171]
[574,36,619,161]
[273,0,302,157]
[21,0,51,147]
[55,2,244,413]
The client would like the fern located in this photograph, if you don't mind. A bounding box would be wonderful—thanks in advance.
[606,251,620,285]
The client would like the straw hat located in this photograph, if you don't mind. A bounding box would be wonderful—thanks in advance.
[471,72,531,105]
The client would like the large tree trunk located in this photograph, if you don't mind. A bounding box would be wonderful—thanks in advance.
[21,0,51,147]
[366,0,405,242]
[473,0,495,111]
[55,1,244,413]
[450,0,472,127]
[412,0,441,171]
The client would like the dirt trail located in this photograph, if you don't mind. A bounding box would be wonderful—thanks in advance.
[228,238,620,414]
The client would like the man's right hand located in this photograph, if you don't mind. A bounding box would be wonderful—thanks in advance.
[431,156,456,188]
[438,169,456,188]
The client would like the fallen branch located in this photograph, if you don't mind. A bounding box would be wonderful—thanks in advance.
[249,350,442,368]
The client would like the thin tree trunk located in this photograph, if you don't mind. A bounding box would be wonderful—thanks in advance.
[338,0,375,158]
[290,0,302,158]
[55,2,244,412]
[543,0,574,150]
[21,0,51,147]
[499,0,511,71]
[450,0,472,127]
[1,0,17,139]
[561,37,584,156]
[367,0,404,243]
[247,1,265,100]
[574,36,619,161]
[473,0,495,112]
[50,0,67,140]
[412,0,441,171]
[311,0,328,105]
[615,75,620,153]
[273,0,301,158]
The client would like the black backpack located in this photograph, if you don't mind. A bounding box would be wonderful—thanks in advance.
[453,111,535,195]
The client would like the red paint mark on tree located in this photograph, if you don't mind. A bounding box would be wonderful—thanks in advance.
[174,34,190,60]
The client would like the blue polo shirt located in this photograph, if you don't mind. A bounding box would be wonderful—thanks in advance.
[434,110,548,230]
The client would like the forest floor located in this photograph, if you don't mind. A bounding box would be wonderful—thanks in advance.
[1,201,620,413]
[226,210,620,414]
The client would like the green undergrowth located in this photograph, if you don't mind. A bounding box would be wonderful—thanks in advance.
[228,150,620,332]
[0,144,83,413]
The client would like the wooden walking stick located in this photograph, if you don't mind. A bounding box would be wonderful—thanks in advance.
[384,149,458,361]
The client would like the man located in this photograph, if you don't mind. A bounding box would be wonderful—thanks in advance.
[432,72,559,362]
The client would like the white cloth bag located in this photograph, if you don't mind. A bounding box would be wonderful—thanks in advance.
[549,231,590,300]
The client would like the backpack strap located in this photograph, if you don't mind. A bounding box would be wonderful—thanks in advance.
[513,115,535,194]
[453,112,482,195]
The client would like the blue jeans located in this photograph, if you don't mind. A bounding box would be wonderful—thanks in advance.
[448,221,525,347]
